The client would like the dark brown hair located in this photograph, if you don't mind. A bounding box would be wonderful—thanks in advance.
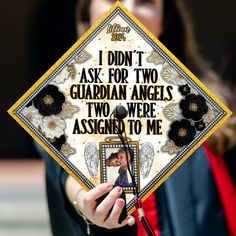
[106,152,119,166]
[76,0,236,154]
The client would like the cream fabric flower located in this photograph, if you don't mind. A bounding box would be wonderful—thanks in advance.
[21,105,43,128]
[51,69,69,84]
[41,115,66,139]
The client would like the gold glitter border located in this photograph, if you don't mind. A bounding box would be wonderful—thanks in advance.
[8,1,232,215]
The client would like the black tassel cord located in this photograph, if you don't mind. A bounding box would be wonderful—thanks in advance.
[112,111,156,236]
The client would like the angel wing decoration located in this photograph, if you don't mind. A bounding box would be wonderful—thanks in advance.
[84,142,99,178]
[139,142,154,179]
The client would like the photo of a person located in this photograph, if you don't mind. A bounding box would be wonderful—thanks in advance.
[106,152,121,167]
[105,147,133,188]
[114,148,133,188]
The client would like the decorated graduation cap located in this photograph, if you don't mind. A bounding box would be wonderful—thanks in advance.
[8,1,231,224]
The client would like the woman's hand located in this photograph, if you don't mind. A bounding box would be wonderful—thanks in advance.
[65,175,135,229]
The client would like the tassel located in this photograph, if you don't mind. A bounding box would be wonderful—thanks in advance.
[134,199,156,236]
[111,110,156,236]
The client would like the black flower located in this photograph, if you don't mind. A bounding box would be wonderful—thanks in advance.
[195,120,206,131]
[180,94,208,121]
[48,135,66,151]
[179,84,191,96]
[33,85,65,116]
[168,119,196,147]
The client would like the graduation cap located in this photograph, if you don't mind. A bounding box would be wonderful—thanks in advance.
[8,1,231,222]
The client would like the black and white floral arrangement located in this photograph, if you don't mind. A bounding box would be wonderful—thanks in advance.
[161,81,218,154]
[21,50,91,157]
[145,51,219,155]
[165,88,208,149]
[22,84,79,157]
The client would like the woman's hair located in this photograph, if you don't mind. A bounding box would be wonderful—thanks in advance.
[106,152,118,166]
[76,0,236,154]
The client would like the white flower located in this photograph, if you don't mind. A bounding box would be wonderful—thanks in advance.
[51,69,69,84]
[41,115,66,139]
[21,105,43,128]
